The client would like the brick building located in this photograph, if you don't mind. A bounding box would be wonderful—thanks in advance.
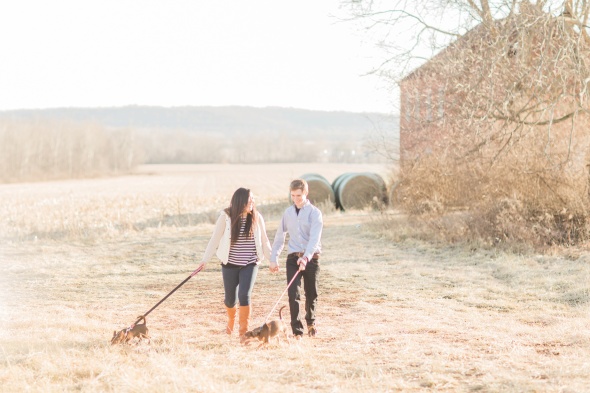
[397,11,590,212]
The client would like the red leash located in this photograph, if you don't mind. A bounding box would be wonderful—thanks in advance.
[264,270,299,323]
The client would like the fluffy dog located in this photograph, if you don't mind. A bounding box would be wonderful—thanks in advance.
[111,315,151,345]
[244,306,289,348]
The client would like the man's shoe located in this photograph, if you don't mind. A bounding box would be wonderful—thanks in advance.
[308,325,317,337]
[294,334,303,341]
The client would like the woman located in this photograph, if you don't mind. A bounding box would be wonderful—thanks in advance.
[199,187,272,340]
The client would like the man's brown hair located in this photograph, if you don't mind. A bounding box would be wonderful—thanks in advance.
[290,179,308,193]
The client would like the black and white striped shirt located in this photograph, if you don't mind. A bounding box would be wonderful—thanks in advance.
[227,217,258,266]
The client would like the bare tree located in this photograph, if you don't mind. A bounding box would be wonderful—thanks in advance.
[347,1,590,217]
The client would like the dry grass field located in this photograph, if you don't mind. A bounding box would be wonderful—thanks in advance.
[1,163,590,392]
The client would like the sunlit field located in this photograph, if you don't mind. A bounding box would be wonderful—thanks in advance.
[1,163,590,392]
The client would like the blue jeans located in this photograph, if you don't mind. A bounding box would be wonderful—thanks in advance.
[221,263,259,307]
[286,254,320,336]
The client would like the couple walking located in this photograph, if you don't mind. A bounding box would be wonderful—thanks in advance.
[198,178,323,342]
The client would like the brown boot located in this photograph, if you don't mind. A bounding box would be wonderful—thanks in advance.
[225,306,237,335]
[238,305,251,342]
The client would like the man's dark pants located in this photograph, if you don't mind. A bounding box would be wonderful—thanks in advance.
[286,253,320,336]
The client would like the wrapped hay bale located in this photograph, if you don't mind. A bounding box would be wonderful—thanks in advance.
[289,173,335,207]
[331,173,349,210]
[332,172,388,211]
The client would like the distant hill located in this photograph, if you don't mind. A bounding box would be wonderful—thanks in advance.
[0,105,398,137]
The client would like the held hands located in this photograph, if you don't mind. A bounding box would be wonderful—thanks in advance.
[269,261,279,273]
[198,262,207,271]
[297,257,308,271]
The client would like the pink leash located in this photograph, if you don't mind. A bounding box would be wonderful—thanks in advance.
[264,270,299,323]
[128,265,204,329]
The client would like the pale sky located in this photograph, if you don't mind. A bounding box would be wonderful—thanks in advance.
[0,1,397,114]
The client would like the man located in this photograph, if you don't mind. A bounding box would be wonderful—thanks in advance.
[270,179,323,339]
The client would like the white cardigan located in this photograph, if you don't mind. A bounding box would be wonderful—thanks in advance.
[201,211,272,265]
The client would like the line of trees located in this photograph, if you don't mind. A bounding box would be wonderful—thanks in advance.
[137,129,380,164]
[0,119,141,183]
[0,118,388,183]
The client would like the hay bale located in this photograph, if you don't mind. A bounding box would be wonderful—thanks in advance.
[333,172,388,211]
[331,173,350,210]
[388,180,401,209]
[289,173,335,206]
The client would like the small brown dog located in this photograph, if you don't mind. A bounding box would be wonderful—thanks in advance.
[111,315,151,345]
[244,306,290,348]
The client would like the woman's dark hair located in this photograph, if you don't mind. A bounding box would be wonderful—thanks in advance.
[224,187,257,245]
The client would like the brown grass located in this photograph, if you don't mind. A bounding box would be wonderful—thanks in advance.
[395,148,590,248]
[1,164,590,392]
